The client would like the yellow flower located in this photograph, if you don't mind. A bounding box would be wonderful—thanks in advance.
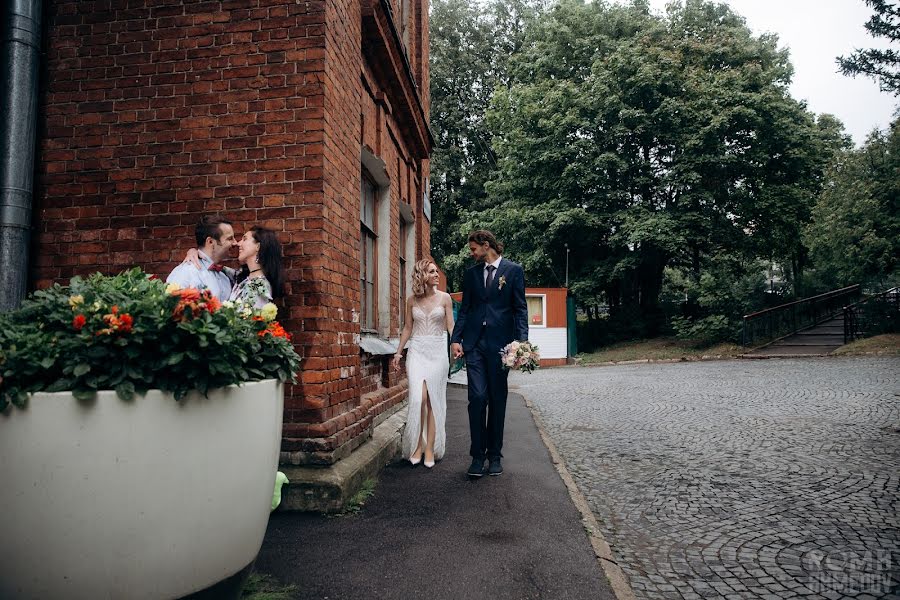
[68,294,84,309]
[260,303,278,322]
[165,283,181,294]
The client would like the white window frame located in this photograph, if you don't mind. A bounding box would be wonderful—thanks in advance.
[361,147,392,337]
[526,293,547,329]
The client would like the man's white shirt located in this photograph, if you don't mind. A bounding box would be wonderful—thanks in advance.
[483,256,502,285]
[165,250,232,301]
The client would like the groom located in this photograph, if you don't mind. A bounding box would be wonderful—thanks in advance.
[451,230,528,478]
[166,214,237,301]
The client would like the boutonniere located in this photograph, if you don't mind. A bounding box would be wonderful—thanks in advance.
[498,275,507,290]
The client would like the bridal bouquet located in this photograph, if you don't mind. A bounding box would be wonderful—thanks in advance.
[500,340,540,374]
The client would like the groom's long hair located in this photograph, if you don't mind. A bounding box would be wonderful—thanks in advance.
[468,230,503,254]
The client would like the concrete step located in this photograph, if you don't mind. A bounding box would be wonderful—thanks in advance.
[772,338,844,346]
[745,345,839,357]
[790,336,845,344]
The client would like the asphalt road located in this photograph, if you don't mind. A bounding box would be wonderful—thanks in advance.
[255,387,617,600]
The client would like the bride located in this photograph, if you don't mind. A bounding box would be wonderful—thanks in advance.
[392,260,455,468]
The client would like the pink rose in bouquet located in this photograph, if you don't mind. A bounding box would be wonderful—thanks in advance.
[500,340,540,373]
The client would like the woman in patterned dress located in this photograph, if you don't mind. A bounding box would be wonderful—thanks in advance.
[228,226,285,309]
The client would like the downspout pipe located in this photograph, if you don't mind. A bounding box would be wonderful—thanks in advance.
[0,0,42,311]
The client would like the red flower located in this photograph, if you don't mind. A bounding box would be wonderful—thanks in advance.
[205,295,221,313]
[99,311,133,335]
[72,314,86,331]
[259,321,292,341]
[118,314,134,333]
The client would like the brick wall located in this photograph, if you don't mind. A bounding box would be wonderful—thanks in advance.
[35,0,327,287]
[35,0,430,468]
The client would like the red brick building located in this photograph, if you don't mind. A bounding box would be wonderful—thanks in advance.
[33,0,432,496]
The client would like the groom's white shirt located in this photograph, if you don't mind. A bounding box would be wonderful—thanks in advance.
[483,256,502,285]
[166,250,233,302]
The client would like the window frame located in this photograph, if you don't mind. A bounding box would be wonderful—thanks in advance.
[526,293,547,328]
[360,170,378,332]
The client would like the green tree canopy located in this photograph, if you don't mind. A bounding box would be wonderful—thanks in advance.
[838,0,900,95]
[428,0,546,289]
[480,0,836,326]
[805,117,900,289]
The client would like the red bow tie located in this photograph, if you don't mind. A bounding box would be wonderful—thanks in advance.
[208,263,224,273]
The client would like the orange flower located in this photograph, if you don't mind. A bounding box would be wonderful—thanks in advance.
[72,314,86,331]
[177,288,201,302]
[99,310,133,334]
[205,295,221,313]
[259,321,291,341]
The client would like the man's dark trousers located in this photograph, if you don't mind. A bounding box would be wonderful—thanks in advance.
[465,331,508,459]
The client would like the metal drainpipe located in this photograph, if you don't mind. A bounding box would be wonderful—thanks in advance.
[0,0,42,312]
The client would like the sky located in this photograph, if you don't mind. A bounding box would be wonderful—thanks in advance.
[643,0,898,146]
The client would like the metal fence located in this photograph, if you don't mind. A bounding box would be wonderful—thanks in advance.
[741,285,861,347]
[843,287,900,344]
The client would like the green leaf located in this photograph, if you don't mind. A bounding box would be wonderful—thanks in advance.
[115,381,135,401]
[72,388,95,401]
[73,363,91,377]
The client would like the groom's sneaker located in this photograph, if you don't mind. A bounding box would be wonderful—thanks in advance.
[488,457,503,476]
[467,458,486,478]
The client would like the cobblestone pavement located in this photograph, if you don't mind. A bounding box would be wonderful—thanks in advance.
[511,357,900,600]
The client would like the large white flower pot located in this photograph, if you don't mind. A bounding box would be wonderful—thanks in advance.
[0,379,284,600]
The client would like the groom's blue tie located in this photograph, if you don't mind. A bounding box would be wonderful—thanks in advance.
[485,265,496,292]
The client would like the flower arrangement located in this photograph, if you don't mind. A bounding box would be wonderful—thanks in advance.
[499,340,540,373]
[0,269,301,410]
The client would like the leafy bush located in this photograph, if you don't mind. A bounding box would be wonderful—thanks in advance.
[663,257,768,346]
[0,269,300,410]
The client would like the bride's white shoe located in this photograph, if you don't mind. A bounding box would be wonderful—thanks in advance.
[410,451,423,466]
[424,458,435,469]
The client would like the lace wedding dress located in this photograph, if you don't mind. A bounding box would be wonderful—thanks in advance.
[401,302,449,461]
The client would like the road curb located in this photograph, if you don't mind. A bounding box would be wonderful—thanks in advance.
[517,390,638,600]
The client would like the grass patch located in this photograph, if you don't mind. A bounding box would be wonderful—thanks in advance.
[832,334,900,356]
[241,573,298,600]
[332,477,377,517]
[578,337,743,364]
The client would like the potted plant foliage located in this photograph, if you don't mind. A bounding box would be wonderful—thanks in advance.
[0,269,300,600]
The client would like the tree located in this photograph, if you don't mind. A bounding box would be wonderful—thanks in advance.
[805,117,900,289]
[838,0,900,95]
[428,0,546,290]
[483,0,834,331]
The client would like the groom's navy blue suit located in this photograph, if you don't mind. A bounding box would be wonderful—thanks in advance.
[451,257,528,459]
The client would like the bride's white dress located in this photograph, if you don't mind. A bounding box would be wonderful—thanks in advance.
[402,302,448,461]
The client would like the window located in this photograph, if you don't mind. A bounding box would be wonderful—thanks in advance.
[526,295,545,327]
[400,0,410,55]
[361,171,377,330]
[399,218,407,327]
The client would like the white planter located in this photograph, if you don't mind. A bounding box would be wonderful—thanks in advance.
[0,379,284,600]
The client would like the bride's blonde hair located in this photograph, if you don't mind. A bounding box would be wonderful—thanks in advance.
[411,259,436,297]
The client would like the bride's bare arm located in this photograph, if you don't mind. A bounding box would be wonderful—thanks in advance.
[443,292,455,337]
[392,298,415,370]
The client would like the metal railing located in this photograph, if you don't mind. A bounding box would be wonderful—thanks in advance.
[741,285,861,347]
[843,287,900,344]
